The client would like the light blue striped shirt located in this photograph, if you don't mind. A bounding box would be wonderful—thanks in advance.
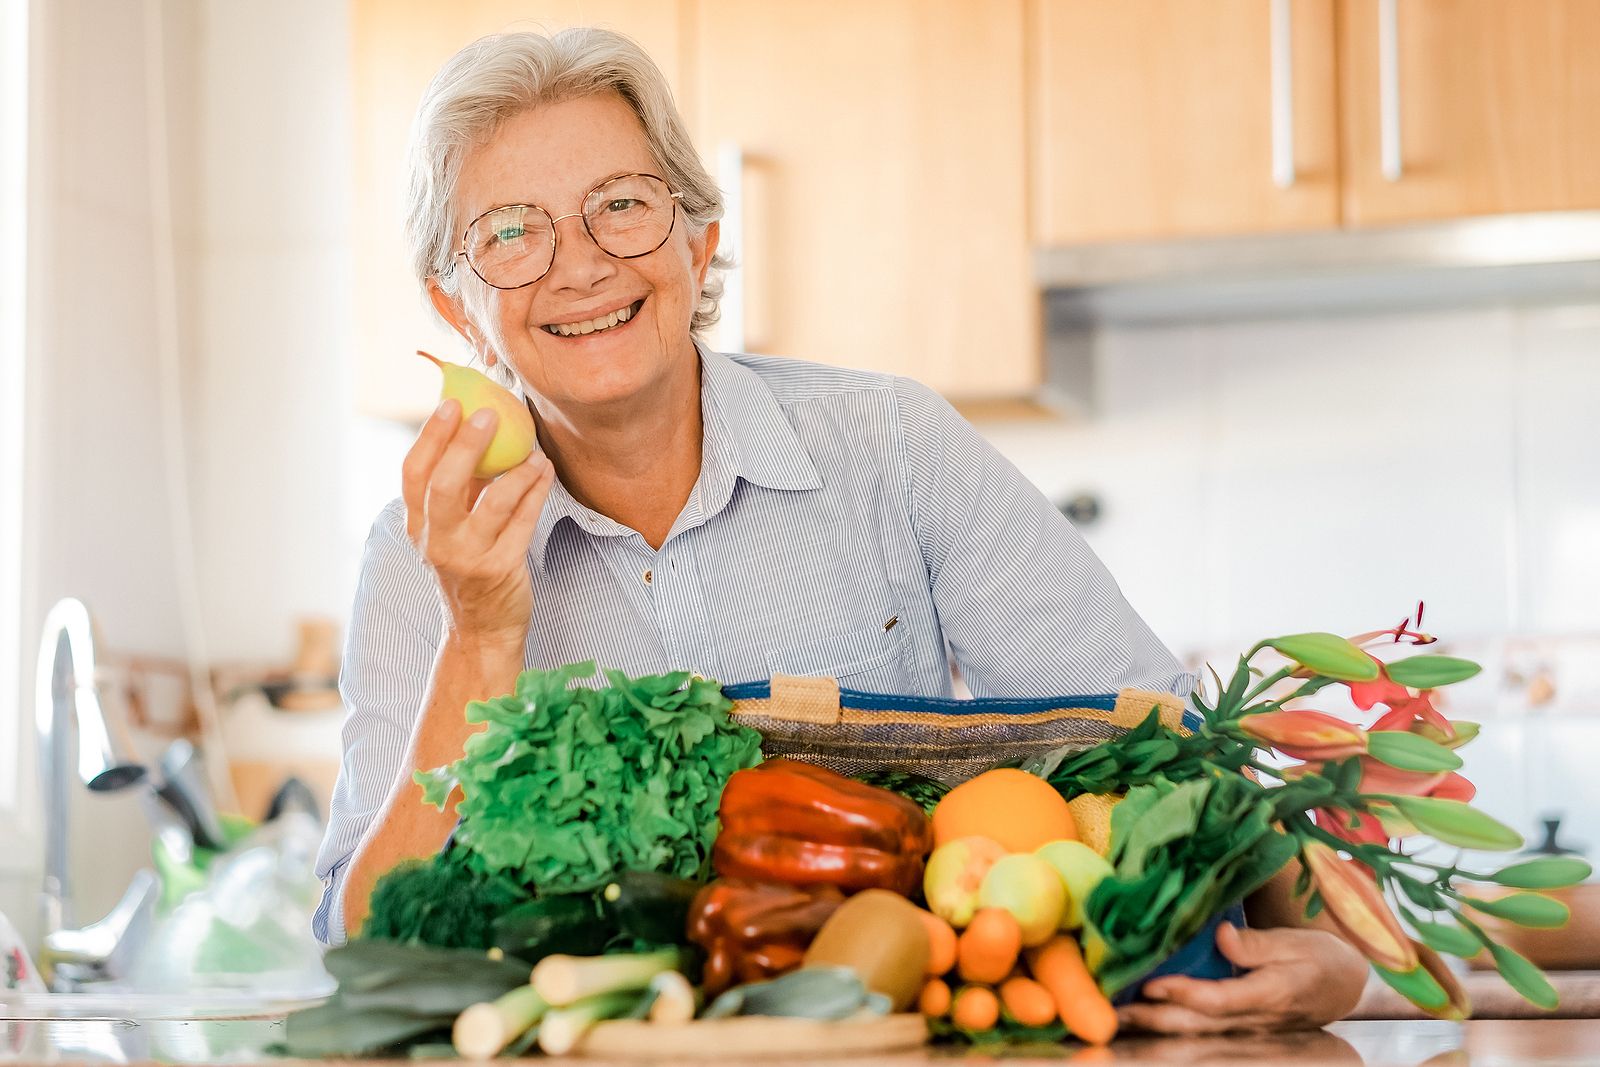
[314,346,1190,943]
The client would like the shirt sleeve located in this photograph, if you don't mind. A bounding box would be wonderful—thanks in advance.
[893,377,1194,701]
[312,499,443,945]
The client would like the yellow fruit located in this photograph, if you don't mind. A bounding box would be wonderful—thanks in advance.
[1035,839,1113,930]
[976,853,1067,947]
[419,350,538,478]
[931,769,1077,853]
[924,836,1009,928]
[1066,793,1122,858]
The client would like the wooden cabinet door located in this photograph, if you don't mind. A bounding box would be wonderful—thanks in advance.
[350,2,687,421]
[1030,0,1340,244]
[690,0,1037,398]
[1338,0,1600,226]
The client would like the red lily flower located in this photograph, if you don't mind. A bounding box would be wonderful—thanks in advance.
[1316,807,1389,847]
[1239,710,1369,760]
[1346,655,1411,711]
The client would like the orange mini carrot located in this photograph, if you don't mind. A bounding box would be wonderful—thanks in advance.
[1025,936,1117,1046]
[913,908,959,976]
[998,975,1057,1027]
[957,908,1021,984]
[950,984,1000,1032]
[918,977,952,1018]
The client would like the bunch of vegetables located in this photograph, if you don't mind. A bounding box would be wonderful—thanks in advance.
[1030,610,1593,1018]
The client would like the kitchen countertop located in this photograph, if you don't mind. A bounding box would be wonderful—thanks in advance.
[3,1018,1598,1065]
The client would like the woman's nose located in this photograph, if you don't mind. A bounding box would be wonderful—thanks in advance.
[544,212,616,289]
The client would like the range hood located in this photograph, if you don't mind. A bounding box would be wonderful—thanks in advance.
[1037,210,1600,325]
[1021,211,1600,420]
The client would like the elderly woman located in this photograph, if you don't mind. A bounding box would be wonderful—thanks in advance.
[317,27,1367,1033]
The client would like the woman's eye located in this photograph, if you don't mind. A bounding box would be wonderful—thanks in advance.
[494,225,527,243]
[605,198,639,213]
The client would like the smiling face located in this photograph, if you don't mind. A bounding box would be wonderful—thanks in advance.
[430,93,718,418]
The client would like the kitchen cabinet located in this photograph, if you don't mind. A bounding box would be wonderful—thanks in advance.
[1338,0,1600,226]
[1030,0,1600,244]
[350,1,688,421]
[1029,0,1342,244]
[689,0,1037,398]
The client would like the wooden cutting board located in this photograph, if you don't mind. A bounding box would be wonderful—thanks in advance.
[576,1013,928,1059]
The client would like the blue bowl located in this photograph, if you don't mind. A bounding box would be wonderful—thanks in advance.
[1110,904,1246,1006]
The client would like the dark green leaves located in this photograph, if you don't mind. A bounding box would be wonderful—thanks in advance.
[1464,892,1571,929]
[1484,856,1593,890]
[420,662,763,894]
[1381,796,1524,852]
[1366,731,1464,773]
[1384,655,1481,689]
[1262,633,1379,681]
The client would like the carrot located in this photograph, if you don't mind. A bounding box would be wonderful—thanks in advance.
[998,975,1057,1027]
[913,907,959,976]
[957,908,1021,984]
[1025,936,1117,1046]
[950,984,1000,1031]
[918,977,952,1018]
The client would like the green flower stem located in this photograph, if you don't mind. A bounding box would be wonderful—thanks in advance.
[1240,666,1296,707]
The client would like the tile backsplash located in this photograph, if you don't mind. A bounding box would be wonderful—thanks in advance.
[977,298,1600,866]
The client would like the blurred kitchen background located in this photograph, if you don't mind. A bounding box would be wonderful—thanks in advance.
[1,0,1597,957]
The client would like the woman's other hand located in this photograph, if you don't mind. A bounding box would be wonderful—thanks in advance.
[401,398,555,647]
[1116,923,1368,1035]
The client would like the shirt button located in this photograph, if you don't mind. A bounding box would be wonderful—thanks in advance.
[642,569,653,585]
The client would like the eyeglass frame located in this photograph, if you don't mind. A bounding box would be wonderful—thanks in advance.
[450,172,686,291]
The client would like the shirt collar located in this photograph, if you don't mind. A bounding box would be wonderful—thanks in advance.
[528,344,821,571]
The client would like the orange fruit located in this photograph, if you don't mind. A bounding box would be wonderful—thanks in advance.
[932,769,1077,852]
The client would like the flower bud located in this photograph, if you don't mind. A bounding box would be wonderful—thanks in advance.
[1239,710,1368,760]
[1303,841,1418,972]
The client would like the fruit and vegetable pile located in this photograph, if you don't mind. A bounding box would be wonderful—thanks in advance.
[283,619,1593,1058]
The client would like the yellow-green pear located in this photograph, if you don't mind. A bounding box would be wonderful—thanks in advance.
[418,350,538,479]
[1035,839,1113,931]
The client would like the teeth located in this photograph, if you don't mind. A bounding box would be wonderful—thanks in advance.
[544,303,635,337]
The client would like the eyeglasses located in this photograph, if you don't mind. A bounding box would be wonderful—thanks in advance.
[453,172,684,290]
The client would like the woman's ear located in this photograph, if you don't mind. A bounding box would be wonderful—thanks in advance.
[427,277,473,342]
[693,220,720,289]
[427,277,497,367]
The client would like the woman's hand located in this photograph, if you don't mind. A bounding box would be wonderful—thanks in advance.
[401,398,556,648]
[1116,923,1368,1035]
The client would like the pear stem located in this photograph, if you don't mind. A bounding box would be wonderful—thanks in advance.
[417,349,445,370]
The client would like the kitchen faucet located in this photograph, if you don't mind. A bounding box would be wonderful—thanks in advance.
[34,596,153,990]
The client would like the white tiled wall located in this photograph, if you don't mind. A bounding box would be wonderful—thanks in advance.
[978,300,1600,858]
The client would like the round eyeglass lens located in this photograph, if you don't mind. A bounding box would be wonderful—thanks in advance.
[583,174,676,258]
[465,204,556,289]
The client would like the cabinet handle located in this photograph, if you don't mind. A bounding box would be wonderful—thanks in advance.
[715,141,747,352]
[1270,0,1295,188]
[1378,0,1403,181]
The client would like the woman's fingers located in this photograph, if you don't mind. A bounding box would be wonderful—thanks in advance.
[487,454,555,566]
[424,406,500,516]
[402,399,461,539]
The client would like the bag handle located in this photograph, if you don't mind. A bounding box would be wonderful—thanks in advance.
[768,673,843,725]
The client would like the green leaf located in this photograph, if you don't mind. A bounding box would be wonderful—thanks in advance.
[1384,655,1482,689]
[1487,941,1559,1011]
[412,767,459,810]
[1408,917,1483,958]
[1384,796,1524,851]
[1366,731,1465,772]
[1262,633,1379,681]
[1465,892,1571,929]
[1485,856,1593,890]
[1372,963,1450,1011]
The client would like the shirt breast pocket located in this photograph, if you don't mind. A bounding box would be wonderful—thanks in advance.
[766,619,912,694]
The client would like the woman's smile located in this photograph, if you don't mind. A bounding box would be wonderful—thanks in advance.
[539,296,646,338]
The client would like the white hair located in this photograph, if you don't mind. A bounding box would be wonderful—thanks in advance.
[405,27,727,335]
